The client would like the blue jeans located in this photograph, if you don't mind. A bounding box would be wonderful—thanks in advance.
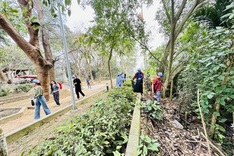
[34,96,51,119]
[155,91,161,102]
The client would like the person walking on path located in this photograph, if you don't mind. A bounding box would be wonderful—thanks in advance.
[32,79,51,119]
[86,77,91,89]
[132,68,144,94]
[50,80,60,106]
[151,72,165,102]
[72,75,85,100]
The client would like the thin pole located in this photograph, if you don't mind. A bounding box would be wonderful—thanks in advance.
[197,89,211,155]
[58,5,76,110]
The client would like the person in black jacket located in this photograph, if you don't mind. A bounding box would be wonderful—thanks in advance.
[50,80,60,106]
[132,68,144,94]
[72,75,85,100]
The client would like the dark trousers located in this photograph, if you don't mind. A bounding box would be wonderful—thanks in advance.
[53,91,60,105]
[75,87,85,99]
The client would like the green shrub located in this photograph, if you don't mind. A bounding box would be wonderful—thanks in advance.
[14,84,33,93]
[0,87,10,97]
[137,135,160,156]
[142,100,164,121]
[26,85,136,155]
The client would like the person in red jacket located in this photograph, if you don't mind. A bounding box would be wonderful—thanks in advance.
[152,72,165,102]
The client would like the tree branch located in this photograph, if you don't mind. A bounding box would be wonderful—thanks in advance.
[175,0,187,22]
[0,14,35,59]
[175,0,208,38]
[162,0,171,24]
[17,0,40,48]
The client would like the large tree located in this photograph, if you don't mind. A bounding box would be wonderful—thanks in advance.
[157,0,208,99]
[33,0,55,81]
[83,0,147,88]
[0,0,53,100]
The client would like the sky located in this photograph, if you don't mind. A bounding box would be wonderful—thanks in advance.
[66,0,165,71]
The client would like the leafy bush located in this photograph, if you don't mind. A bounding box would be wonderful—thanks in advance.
[137,135,160,156]
[0,87,10,97]
[142,100,164,121]
[177,69,198,114]
[26,85,136,155]
[14,84,33,93]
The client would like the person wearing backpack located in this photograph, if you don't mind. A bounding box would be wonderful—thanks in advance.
[152,72,165,102]
[50,80,60,106]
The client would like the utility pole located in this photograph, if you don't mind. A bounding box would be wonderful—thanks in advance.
[58,3,76,110]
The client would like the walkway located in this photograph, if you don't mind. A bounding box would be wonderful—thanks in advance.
[0,82,107,135]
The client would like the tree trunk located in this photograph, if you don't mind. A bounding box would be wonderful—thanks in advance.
[0,70,7,82]
[99,56,104,81]
[62,66,68,83]
[108,49,113,88]
[169,78,173,99]
[33,0,55,81]
[0,3,52,100]
[36,65,50,100]
[163,0,175,99]
[42,28,55,81]
[161,0,207,98]
[86,57,94,83]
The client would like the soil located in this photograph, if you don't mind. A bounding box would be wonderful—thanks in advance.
[141,97,228,156]
[0,81,109,155]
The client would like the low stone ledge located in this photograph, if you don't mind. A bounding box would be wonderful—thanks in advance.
[0,107,26,124]
[5,89,105,144]
[125,94,141,156]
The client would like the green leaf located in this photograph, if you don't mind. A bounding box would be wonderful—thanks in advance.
[218,75,224,81]
[216,98,226,105]
[68,9,71,16]
[143,136,152,143]
[113,151,121,156]
[229,95,234,99]
[207,93,215,99]
[218,118,227,123]
[213,111,220,117]
[65,0,71,6]
[147,143,160,151]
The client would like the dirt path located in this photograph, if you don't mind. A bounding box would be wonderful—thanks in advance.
[7,90,108,156]
[0,81,108,135]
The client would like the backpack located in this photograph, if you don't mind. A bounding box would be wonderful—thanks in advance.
[58,82,62,89]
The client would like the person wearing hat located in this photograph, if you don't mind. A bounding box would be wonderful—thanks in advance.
[132,68,144,94]
[32,79,51,119]
[72,75,85,100]
[151,72,165,102]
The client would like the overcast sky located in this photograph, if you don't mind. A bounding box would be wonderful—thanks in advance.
[66,0,165,71]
